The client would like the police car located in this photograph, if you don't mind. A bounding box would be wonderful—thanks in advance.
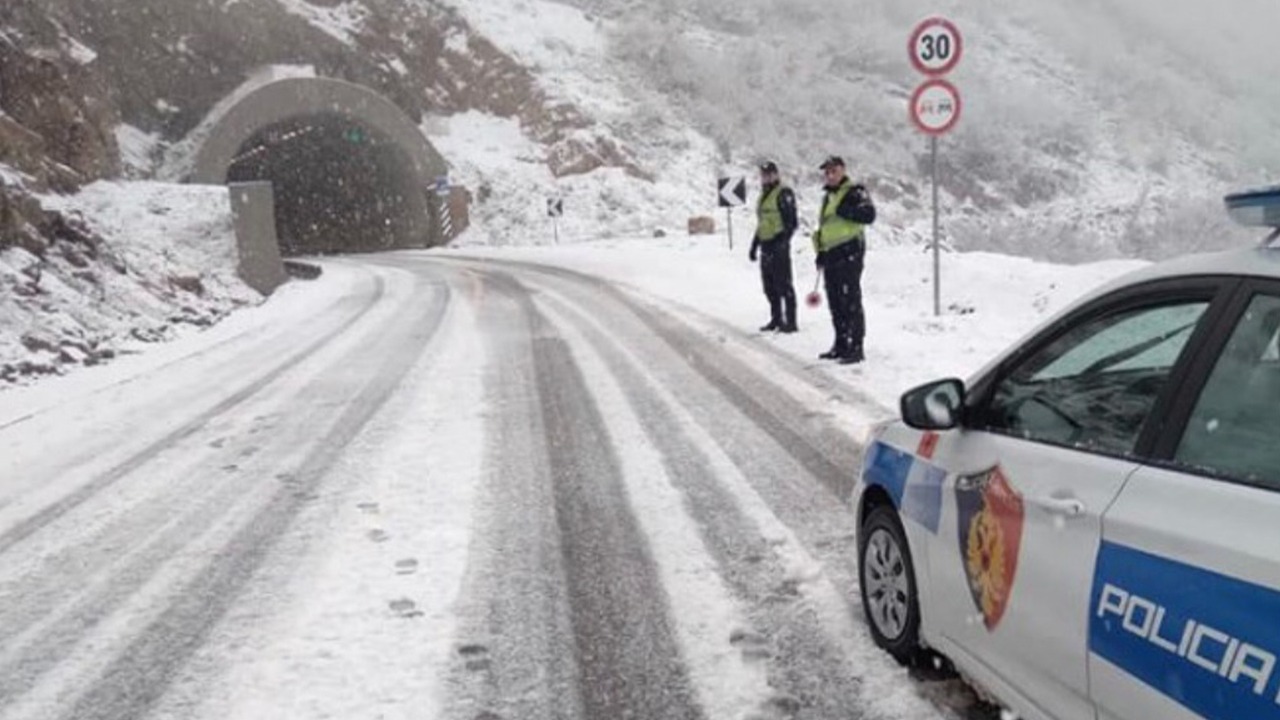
[854,187,1280,720]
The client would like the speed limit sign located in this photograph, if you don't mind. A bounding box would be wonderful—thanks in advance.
[909,17,963,76]
[910,79,962,136]
[907,16,963,319]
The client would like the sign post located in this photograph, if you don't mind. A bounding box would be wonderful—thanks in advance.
[717,176,747,250]
[547,197,563,244]
[909,17,963,317]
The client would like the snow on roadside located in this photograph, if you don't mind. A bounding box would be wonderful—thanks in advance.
[40,182,247,293]
[445,236,1145,417]
[1,181,260,385]
[0,263,351,427]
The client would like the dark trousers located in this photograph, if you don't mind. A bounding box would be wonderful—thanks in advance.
[760,240,796,327]
[823,242,865,353]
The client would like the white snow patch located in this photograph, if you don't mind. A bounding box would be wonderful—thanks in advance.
[0,163,31,189]
[274,0,367,47]
[114,124,164,179]
[442,0,622,113]
[166,35,195,56]
[443,29,468,55]
[62,35,97,65]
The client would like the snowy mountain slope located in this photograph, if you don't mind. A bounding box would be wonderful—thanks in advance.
[429,0,724,244]
[459,0,1275,259]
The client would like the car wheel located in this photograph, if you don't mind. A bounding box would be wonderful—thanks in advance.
[859,505,922,664]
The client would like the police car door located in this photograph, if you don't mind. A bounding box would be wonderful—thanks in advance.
[1090,281,1280,720]
[928,284,1221,720]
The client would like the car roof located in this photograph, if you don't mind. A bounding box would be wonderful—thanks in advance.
[960,245,1280,386]
[1090,246,1280,300]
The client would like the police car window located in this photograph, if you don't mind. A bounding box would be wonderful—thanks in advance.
[1030,304,1204,380]
[1176,294,1280,490]
[983,301,1209,456]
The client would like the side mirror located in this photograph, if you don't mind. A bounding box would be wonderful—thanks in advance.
[901,378,966,431]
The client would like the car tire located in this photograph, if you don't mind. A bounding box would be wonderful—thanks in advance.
[859,505,923,664]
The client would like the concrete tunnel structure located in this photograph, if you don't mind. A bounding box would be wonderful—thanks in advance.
[185,71,453,257]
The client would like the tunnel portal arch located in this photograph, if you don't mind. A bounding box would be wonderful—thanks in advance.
[187,72,450,254]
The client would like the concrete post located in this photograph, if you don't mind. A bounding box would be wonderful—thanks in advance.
[229,181,288,295]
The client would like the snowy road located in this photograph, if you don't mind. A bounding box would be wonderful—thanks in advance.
[0,256,994,720]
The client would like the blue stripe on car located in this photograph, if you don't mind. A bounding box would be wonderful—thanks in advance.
[862,441,944,534]
[863,442,912,507]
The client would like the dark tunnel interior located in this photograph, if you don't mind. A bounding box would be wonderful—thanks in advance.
[226,115,429,256]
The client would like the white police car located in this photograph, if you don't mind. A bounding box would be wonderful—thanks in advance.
[854,187,1280,720]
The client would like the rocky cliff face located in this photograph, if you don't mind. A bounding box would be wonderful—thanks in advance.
[0,0,636,193]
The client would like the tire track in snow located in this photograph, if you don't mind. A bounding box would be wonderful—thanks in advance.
[529,307,706,720]
[0,269,448,720]
[0,267,411,661]
[0,273,388,557]
[138,264,490,720]
[444,270,582,720]
[531,293,782,719]
[459,259,994,720]
[531,280,965,720]
[443,270,708,720]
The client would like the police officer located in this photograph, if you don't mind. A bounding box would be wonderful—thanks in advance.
[812,156,876,364]
[749,161,799,333]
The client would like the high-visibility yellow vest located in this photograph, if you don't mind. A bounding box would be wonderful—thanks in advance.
[812,181,865,253]
[756,185,786,242]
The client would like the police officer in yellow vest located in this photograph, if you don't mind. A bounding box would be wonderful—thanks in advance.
[813,155,876,364]
[749,161,799,333]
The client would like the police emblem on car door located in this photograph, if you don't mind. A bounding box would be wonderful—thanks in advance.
[955,465,1025,630]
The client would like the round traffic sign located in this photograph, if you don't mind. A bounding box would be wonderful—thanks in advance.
[910,79,962,136]
[909,17,963,76]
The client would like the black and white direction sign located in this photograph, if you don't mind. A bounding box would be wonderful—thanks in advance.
[547,197,564,218]
[717,176,747,208]
[909,17,963,77]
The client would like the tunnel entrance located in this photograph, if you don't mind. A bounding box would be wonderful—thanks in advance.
[185,71,451,255]
[227,115,423,255]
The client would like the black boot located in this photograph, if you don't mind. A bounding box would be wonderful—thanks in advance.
[780,301,798,333]
[838,345,865,365]
[819,343,843,360]
[760,320,781,332]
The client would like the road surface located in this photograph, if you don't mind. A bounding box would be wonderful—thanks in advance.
[0,255,993,720]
